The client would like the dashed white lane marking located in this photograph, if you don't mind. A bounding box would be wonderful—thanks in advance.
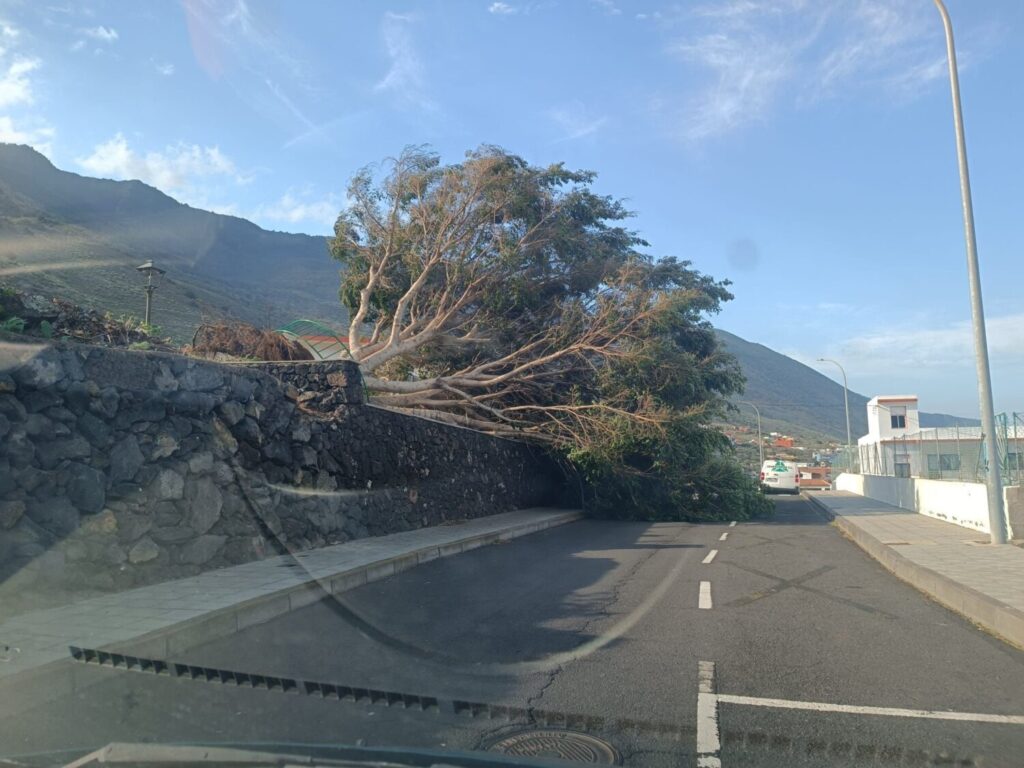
[696,661,721,768]
[699,581,713,610]
[702,549,718,564]
[716,694,1024,725]
[729,521,737,527]
[718,532,729,541]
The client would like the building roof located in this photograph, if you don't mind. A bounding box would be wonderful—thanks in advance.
[867,395,919,405]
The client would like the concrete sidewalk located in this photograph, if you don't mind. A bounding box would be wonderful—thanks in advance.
[806,491,1024,648]
[0,508,580,714]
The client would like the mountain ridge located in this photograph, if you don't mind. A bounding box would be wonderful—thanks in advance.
[0,143,975,440]
[715,329,978,442]
[0,143,342,340]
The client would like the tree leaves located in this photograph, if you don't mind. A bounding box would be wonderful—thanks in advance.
[327,145,769,520]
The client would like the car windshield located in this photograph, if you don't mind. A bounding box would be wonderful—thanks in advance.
[1,2,1023,767]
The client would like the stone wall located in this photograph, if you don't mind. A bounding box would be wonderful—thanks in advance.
[0,341,562,606]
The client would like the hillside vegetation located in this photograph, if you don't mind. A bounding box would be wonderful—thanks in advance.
[0,143,343,341]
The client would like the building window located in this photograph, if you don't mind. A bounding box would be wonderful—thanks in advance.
[894,453,911,477]
[927,454,961,472]
[889,405,907,430]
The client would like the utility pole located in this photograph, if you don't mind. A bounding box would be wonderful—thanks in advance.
[932,0,1007,544]
[817,358,852,450]
[740,401,763,468]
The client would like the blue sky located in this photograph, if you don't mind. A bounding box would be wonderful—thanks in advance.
[0,0,1021,418]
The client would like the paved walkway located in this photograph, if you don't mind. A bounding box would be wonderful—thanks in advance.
[0,508,580,690]
[807,491,1024,647]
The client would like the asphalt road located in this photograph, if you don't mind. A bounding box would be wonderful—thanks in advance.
[3,495,1024,767]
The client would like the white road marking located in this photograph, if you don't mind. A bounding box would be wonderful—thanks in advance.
[696,661,721,768]
[729,521,737,527]
[702,549,718,564]
[699,581,713,610]
[716,694,1024,725]
[719,532,729,541]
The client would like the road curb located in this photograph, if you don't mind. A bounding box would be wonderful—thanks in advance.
[0,509,582,719]
[804,493,1024,650]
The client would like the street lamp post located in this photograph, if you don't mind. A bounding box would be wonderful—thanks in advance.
[135,260,166,327]
[932,0,1008,545]
[740,400,763,468]
[817,358,852,450]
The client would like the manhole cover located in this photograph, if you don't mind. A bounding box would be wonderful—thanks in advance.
[487,729,620,764]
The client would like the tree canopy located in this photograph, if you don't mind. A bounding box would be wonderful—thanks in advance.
[329,145,770,520]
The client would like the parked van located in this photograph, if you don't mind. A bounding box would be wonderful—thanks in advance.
[760,459,800,494]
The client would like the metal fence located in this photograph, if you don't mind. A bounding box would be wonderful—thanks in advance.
[831,412,1024,486]
[830,445,860,477]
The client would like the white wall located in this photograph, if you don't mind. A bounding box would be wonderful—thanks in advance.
[1005,486,1024,540]
[834,473,1020,537]
[835,473,915,510]
[915,479,989,532]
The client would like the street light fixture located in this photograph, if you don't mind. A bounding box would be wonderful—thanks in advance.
[816,358,852,450]
[135,260,166,327]
[932,0,1008,545]
[740,400,763,468]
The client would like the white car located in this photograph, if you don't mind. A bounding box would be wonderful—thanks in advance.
[760,459,800,494]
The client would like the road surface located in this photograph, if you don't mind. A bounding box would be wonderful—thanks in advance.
[2,495,1024,767]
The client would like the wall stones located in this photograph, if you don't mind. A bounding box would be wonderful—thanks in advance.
[0,342,562,600]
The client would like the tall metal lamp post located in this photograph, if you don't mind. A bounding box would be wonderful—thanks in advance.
[817,358,852,450]
[136,260,165,327]
[932,0,1008,545]
[740,400,763,468]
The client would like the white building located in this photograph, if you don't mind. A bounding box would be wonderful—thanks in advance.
[857,395,1023,480]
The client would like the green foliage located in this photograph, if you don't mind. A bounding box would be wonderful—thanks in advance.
[1,316,26,333]
[563,269,773,522]
[129,340,152,350]
[330,145,772,522]
[38,319,54,338]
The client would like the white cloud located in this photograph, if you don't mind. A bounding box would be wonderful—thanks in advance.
[70,39,85,52]
[667,0,982,141]
[1,21,19,39]
[885,55,947,94]
[488,2,517,14]
[673,32,792,140]
[374,12,434,110]
[590,0,621,15]
[182,0,317,137]
[819,313,1024,377]
[155,61,175,76]
[76,133,244,197]
[81,25,118,42]
[0,57,39,108]
[0,115,55,156]
[548,102,608,141]
[250,190,342,232]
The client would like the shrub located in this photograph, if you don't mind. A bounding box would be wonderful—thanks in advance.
[189,322,314,361]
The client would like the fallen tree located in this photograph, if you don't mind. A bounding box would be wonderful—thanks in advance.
[329,146,771,519]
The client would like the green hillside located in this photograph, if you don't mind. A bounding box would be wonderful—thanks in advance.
[0,143,344,342]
